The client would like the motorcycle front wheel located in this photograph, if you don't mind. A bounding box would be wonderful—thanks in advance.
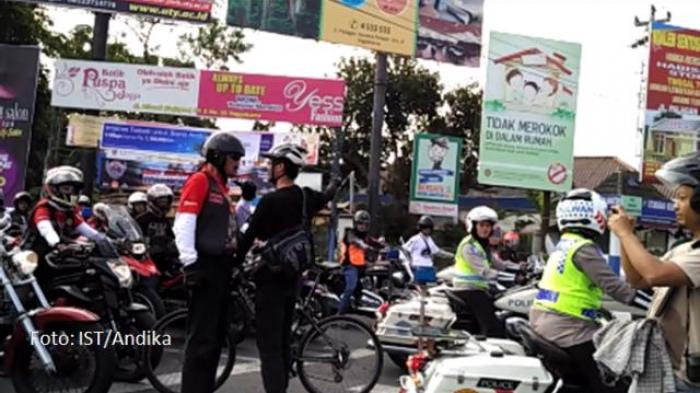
[114,310,160,383]
[10,322,116,393]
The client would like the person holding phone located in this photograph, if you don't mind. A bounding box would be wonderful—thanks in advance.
[608,153,700,392]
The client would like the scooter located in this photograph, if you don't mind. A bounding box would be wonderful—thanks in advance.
[0,234,116,393]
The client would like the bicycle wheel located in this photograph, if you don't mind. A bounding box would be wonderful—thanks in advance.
[143,309,237,393]
[297,315,383,393]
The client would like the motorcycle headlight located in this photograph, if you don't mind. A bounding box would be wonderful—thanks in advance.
[108,259,134,288]
[132,243,146,256]
[12,251,39,275]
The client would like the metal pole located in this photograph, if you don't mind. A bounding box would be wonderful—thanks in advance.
[368,53,388,235]
[81,12,110,197]
[328,127,344,261]
[538,191,551,253]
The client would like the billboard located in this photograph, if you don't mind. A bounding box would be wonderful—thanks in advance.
[409,133,462,218]
[95,121,321,190]
[226,0,418,57]
[477,32,582,192]
[12,0,213,23]
[0,44,40,202]
[641,22,700,182]
[51,59,346,127]
[417,0,484,67]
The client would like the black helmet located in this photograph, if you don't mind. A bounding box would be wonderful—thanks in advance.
[353,210,371,226]
[13,191,32,206]
[655,152,700,189]
[202,131,245,163]
[417,215,434,230]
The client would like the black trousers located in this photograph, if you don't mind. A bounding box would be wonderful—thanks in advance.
[564,341,628,393]
[455,289,506,338]
[181,259,231,393]
[255,273,299,393]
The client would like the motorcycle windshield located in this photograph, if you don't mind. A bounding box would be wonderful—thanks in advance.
[105,205,144,242]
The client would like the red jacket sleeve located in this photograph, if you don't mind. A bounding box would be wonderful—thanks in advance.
[178,172,209,215]
[32,205,51,226]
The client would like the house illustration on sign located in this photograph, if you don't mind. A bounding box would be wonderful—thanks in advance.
[492,47,576,112]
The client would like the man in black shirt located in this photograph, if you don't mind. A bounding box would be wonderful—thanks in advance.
[238,142,339,393]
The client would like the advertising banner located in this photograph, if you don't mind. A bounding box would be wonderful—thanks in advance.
[477,32,581,192]
[51,59,345,126]
[409,133,461,218]
[0,44,40,202]
[13,0,213,23]
[198,70,345,125]
[641,22,700,182]
[95,121,321,190]
[101,122,212,157]
[226,0,418,57]
[417,0,484,67]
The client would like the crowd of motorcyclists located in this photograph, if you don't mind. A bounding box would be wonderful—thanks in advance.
[2,145,700,393]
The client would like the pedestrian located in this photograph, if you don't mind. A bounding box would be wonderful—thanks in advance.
[173,131,244,393]
[235,180,259,233]
[403,215,454,284]
[237,142,340,393]
[609,152,700,392]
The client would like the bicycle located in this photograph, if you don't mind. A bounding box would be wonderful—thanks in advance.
[143,263,384,393]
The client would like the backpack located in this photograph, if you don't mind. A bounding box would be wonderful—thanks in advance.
[259,187,314,277]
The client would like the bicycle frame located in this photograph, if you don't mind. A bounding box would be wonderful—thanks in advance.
[291,268,349,370]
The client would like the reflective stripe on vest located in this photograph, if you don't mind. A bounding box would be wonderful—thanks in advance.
[453,235,490,290]
[533,232,603,321]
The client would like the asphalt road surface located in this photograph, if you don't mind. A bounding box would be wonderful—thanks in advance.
[0,334,404,393]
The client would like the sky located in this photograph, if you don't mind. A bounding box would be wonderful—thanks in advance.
[46,0,700,170]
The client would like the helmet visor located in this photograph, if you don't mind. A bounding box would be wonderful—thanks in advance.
[655,168,699,190]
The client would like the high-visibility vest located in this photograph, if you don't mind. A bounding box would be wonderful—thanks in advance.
[533,232,603,321]
[453,235,490,290]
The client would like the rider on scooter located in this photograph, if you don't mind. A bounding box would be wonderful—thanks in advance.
[404,215,454,284]
[24,166,105,283]
[78,194,92,220]
[88,202,111,233]
[338,210,384,314]
[500,231,527,264]
[9,191,32,237]
[127,191,148,219]
[452,206,521,338]
[137,184,179,275]
[530,188,649,393]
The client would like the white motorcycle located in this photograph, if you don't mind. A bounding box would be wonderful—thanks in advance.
[376,256,647,369]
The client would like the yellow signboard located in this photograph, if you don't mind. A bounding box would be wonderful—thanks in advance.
[66,114,107,148]
[321,0,418,56]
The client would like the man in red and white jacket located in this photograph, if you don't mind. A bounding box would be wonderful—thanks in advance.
[173,131,244,393]
[26,166,105,283]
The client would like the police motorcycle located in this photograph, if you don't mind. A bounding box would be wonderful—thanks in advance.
[0,223,116,393]
[41,235,162,383]
[103,204,166,319]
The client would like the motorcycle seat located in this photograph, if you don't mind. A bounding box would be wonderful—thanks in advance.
[517,324,583,383]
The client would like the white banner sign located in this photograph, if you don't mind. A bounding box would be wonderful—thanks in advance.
[52,59,200,116]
